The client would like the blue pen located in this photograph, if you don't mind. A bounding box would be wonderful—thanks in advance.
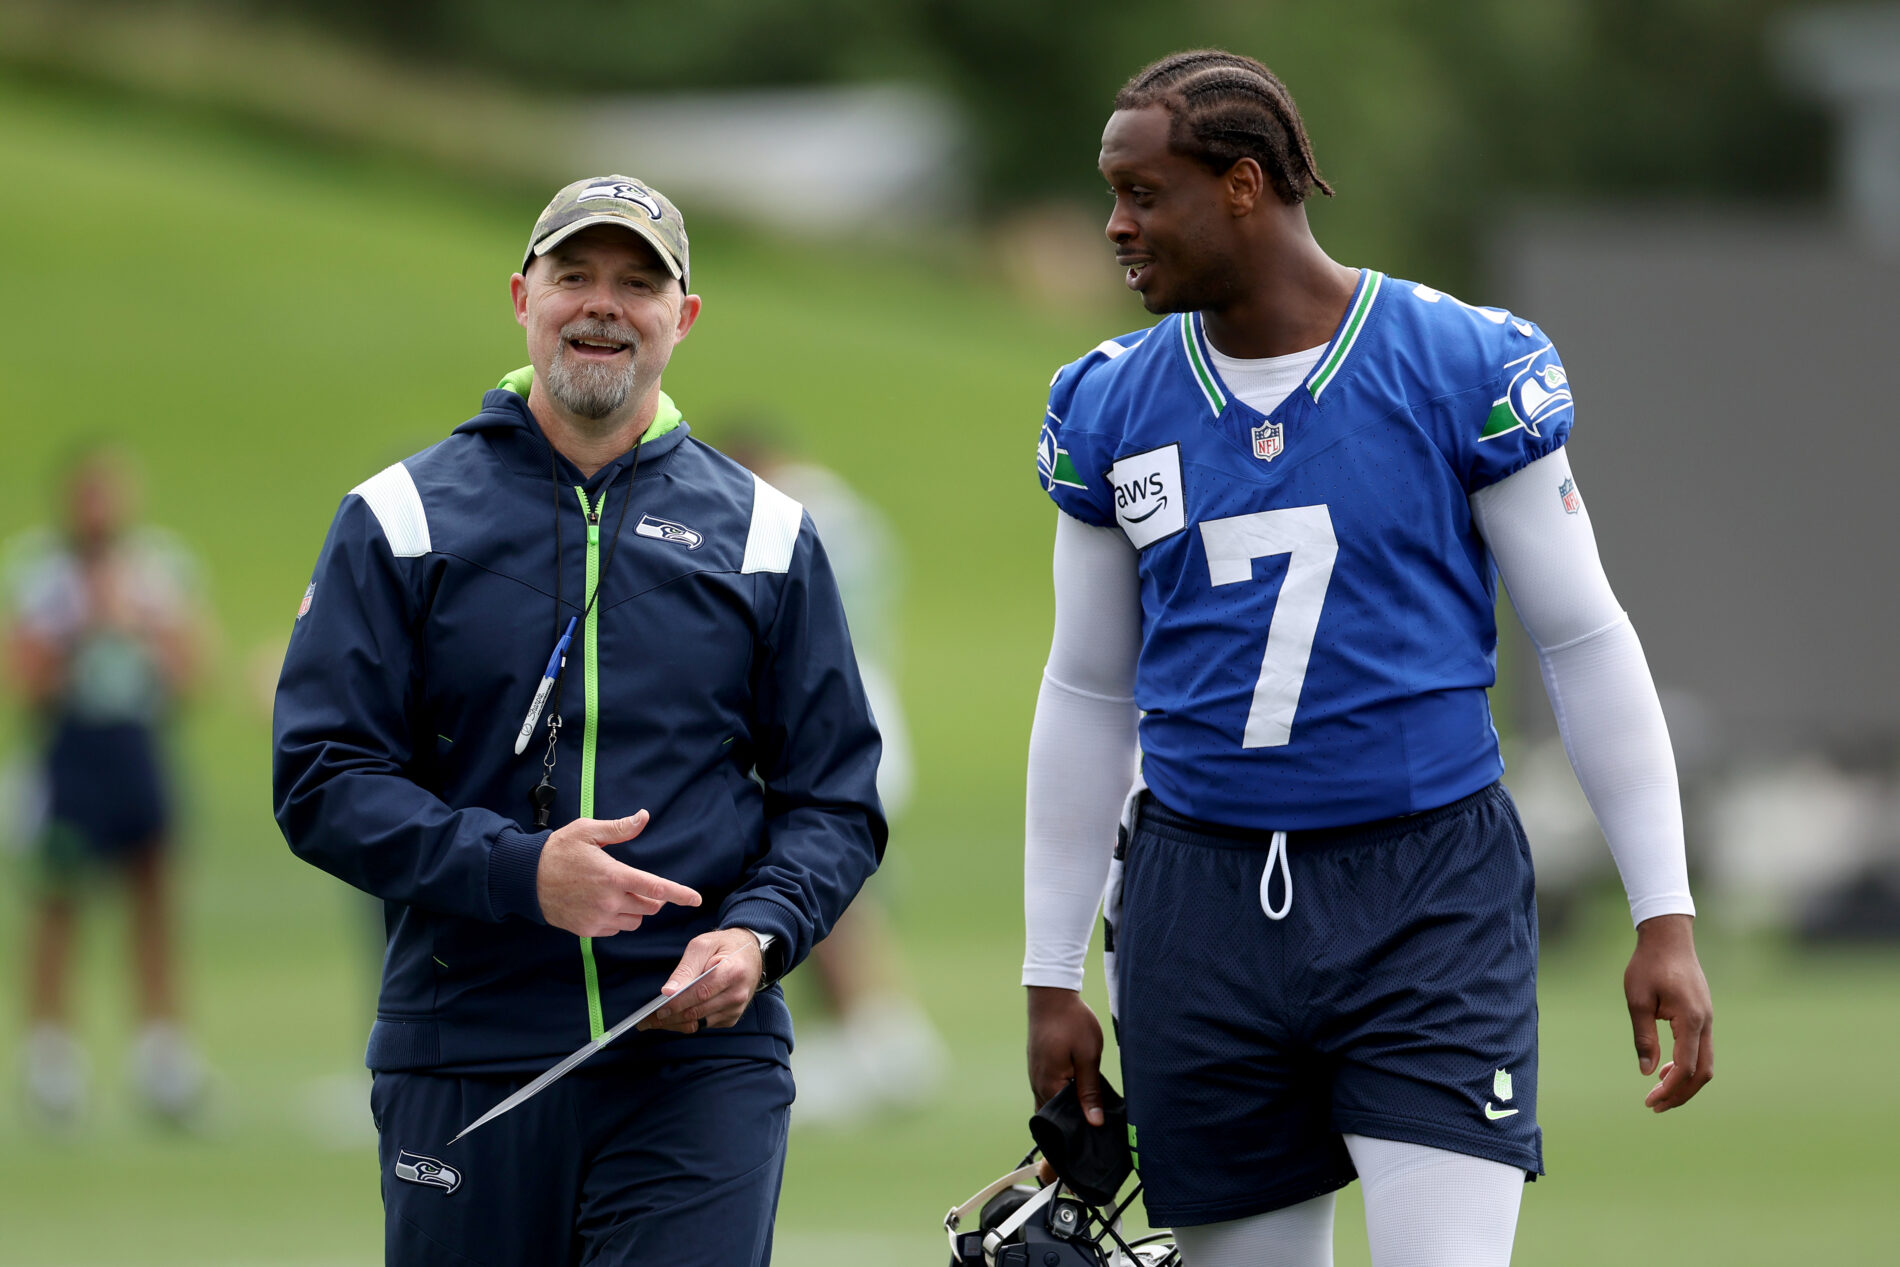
[514,616,578,755]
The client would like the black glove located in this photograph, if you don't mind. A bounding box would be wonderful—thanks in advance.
[1029,1077,1132,1205]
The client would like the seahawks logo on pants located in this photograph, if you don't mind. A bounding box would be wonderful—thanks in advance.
[395,1149,462,1195]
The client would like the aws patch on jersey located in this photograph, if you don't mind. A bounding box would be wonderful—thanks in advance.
[1107,444,1184,548]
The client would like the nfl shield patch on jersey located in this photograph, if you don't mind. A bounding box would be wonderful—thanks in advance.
[1251,419,1284,461]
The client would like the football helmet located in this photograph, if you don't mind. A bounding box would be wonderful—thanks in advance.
[945,1080,1176,1267]
[943,1153,1178,1266]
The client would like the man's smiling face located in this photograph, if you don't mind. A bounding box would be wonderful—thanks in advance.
[1099,104,1246,316]
[512,223,697,424]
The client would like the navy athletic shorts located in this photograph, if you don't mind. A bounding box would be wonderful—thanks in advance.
[373,1050,793,1267]
[1115,782,1542,1228]
[40,719,170,877]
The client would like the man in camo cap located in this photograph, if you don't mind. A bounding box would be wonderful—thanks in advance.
[275,175,885,1266]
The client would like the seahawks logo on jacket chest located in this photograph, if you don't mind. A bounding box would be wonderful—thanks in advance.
[635,514,703,549]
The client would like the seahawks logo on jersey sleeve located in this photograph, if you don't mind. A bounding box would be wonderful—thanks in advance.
[1038,422,1086,491]
[1482,343,1572,441]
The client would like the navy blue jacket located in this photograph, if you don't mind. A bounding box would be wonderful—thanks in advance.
[273,387,886,1071]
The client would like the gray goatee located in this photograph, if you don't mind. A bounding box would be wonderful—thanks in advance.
[546,319,640,420]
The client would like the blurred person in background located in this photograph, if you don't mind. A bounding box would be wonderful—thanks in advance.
[721,423,948,1125]
[274,176,884,1266]
[4,444,210,1126]
[1023,51,1713,1266]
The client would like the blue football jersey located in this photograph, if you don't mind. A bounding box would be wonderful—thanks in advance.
[1037,270,1574,829]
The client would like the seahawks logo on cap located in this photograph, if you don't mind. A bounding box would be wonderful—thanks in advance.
[395,1150,462,1195]
[576,180,663,221]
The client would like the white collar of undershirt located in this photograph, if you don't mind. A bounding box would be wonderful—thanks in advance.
[1205,341,1328,417]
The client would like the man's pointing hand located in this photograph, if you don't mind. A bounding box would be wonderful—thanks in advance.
[535,810,701,937]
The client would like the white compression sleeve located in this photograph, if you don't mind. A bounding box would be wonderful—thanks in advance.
[1023,512,1142,990]
[1470,448,1694,925]
[1170,1139,1524,1267]
[1345,1135,1524,1267]
[1172,1192,1337,1267]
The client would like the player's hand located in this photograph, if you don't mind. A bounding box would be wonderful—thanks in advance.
[535,811,701,937]
[1625,913,1714,1112]
[640,928,764,1033]
[1028,986,1105,1126]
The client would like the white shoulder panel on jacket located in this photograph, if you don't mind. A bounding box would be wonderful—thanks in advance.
[349,462,433,558]
[741,474,804,575]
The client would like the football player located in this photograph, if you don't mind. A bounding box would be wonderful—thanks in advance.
[1024,50,1713,1267]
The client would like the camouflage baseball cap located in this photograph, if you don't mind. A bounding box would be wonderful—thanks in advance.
[521,176,690,289]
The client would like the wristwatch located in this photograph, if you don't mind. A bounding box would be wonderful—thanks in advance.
[740,928,780,989]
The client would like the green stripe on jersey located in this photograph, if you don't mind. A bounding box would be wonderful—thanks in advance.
[1180,315,1227,415]
[1306,271,1383,401]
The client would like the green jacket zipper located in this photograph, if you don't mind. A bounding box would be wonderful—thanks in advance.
[574,484,606,1040]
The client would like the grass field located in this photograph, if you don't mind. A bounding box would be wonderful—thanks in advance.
[0,74,1895,1265]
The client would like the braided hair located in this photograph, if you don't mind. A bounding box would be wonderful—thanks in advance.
[1115,50,1333,205]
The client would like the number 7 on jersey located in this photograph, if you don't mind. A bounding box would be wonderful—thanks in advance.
[1199,505,1338,748]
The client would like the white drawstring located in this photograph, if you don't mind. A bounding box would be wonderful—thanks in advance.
[1259,830,1292,920]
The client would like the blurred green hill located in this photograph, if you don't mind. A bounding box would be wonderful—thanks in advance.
[2,0,1832,288]
[0,51,1896,1267]
[197,0,1832,205]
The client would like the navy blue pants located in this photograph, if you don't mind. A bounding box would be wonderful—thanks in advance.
[373,1052,793,1266]
[1116,783,1542,1228]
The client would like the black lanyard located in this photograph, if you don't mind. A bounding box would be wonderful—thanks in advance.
[530,432,644,830]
